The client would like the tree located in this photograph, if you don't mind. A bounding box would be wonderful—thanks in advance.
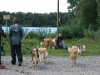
[81,0,98,31]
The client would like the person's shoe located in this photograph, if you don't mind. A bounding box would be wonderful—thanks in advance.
[0,64,5,69]
[11,60,16,65]
[11,61,16,65]
[12,63,16,65]
[18,62,22,66]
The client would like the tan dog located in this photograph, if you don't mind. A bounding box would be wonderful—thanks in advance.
[68,45,78,67]
[41,38,56,49]
[69,44,86,53]
[30,47,39,70]
[38,48,48,63]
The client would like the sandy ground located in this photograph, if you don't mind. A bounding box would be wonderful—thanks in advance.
[0,56,100,75]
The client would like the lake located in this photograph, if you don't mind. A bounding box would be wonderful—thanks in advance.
[2,27,57,35]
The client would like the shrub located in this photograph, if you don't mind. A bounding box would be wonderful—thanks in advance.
[83,29,95,39]
[59,26,73,39]
[94,28,100,41]
[25,31,36,39]
[71,24,84,38]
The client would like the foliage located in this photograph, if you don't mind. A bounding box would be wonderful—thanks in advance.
[68,0,99,31]
[25,31,45,40]
[83,29,95,39]
[25,31,36,39]
[59,24,84,39]
[71,24,84,38]
[44,33,57,39]
[94,28,100,41]
[0,11,68,27]
[59,26,73,39]
[81,0,98,31]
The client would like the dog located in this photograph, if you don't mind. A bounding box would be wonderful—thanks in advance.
[41,38,56,49]
[68,44,86,53]
[38,47,48,63]
[30,47,39,70]
[68,45,78,67]
[78,45,86,53]
[30,47,48,70]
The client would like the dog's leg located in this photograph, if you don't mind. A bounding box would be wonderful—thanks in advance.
[72,58,76,67]
[43,53,45,63]
[39,57,42,62]
[52,46,55,49]
[74,59,76,66]
[44,53,48,63]
[72,58,74,67]
[30,60,33,68]
[34,61,38,70]
[34,66,38,70]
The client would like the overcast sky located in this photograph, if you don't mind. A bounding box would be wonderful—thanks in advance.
[0,0,69,13]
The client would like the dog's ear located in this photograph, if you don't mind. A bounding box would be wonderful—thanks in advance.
[36,48,39,57]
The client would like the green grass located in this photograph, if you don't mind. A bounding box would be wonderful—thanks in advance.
[2,38,100,57]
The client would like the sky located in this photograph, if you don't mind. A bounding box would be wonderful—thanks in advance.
[0,0,70,13]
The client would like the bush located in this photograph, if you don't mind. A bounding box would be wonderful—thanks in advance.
[94,28,100,41]
[71,24,84,38]
[59,26,73,39]
[45,33,56,39]
[83,29,95,39]
[59,24,84,39]
[25,31,36,39]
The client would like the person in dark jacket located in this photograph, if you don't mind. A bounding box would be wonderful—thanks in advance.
[55,33,67,49]
[0,25,7,69]
[9,17,23,66]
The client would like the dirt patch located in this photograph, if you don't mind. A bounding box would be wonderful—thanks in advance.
[0,56,100,75]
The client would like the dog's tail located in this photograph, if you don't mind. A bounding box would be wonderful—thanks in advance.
[68,47,71,52]
[83,45,86,48]
[40,42,44,45]
[82,45,86,52]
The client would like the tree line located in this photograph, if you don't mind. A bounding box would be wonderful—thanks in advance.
[0,11,68,27]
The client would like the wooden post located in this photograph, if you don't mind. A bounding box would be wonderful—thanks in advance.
[57,0,59,34]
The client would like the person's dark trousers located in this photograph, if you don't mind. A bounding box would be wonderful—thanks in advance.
[0,46,2,64]
[55,42,60,49]
[11,44,23,64]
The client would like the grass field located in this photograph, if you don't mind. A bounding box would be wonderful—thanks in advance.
[2,38,100,57]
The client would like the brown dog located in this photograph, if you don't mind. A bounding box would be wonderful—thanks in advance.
[30,47,48,70]
[30,47,39,70]
[41,38,56,49]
